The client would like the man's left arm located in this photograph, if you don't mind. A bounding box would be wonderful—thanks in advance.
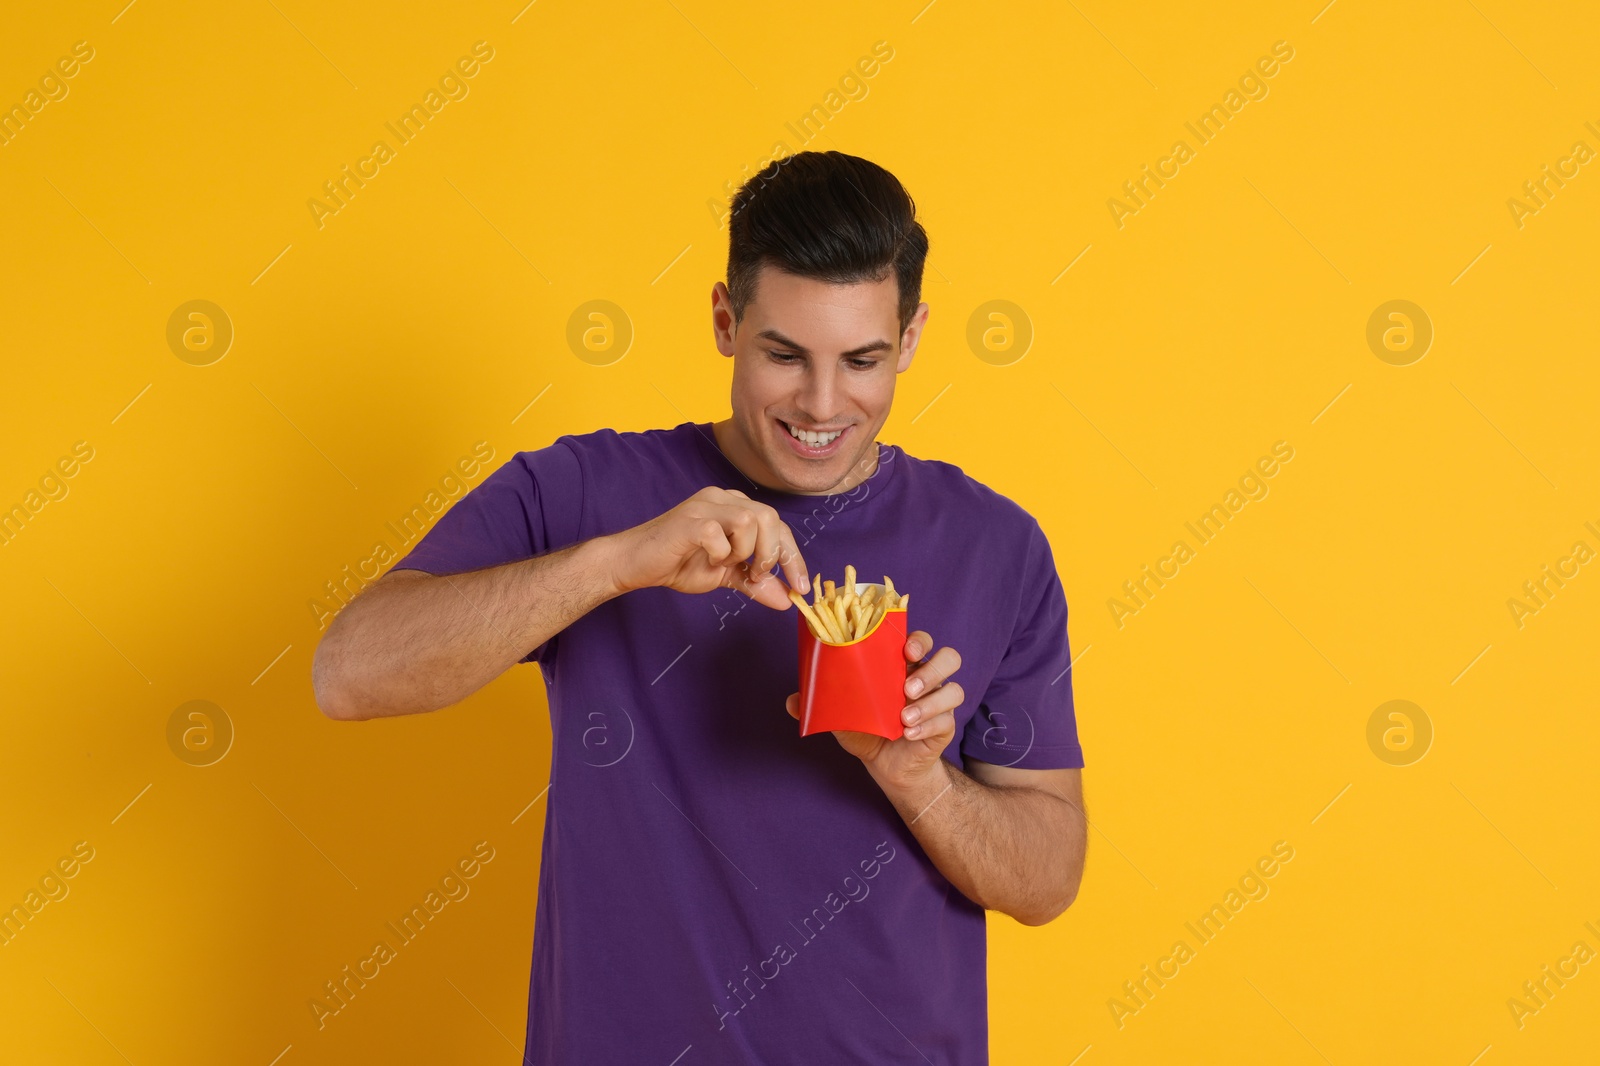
[874,745,1085,927]
[786,629,1087,926]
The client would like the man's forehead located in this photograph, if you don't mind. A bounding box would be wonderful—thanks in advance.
[744,268,900,348]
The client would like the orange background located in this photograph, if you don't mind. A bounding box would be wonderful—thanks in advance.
[3,1,1597,1062]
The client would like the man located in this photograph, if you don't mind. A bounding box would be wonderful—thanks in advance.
[313,150,1087,1064]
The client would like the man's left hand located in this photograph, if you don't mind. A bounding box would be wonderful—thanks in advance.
[786,629,964,787]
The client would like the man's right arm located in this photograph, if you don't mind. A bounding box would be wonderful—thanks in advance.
[312,535,625,720]
[312,486,810,721]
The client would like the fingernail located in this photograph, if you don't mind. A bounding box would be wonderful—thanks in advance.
[903,708,920,724]
[907,640,922,658]
[905,725,920,738]
[906,677,924,697]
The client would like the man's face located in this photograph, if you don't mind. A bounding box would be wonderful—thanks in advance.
[711,264,928,495]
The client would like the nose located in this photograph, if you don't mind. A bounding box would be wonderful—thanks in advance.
[796,361,842,422]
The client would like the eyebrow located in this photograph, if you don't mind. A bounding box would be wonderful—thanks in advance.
[755,329,893,359]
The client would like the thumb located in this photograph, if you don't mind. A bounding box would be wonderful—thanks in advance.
[785,693,799,720]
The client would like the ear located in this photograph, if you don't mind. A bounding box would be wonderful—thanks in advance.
[896,302,930,373]
[711,282,737,357]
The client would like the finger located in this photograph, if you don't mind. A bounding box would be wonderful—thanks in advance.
[905,645,962,700]
[692,486,744,512]
[721,503,797,605]
[747,506,785,586]
[901,681,965,735]
[785,692,799,720]
[694,518,732,567]
[719,546,793,610]
[903,708,955,743]
[750,507,810,595]
[707,503,759,567]
[771,519,810,595]
[731,563,793,611]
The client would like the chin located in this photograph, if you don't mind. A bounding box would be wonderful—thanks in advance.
[788,469,844,493]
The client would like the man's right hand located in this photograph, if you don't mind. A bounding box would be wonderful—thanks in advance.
[608,486,810,611]
[313,487,810,720]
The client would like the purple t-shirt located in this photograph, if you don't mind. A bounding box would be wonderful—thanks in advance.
[392,420,1083,1065]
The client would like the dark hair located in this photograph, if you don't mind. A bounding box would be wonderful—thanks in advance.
[726,151,929,335]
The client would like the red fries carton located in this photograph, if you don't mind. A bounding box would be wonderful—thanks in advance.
[797,582,907,740]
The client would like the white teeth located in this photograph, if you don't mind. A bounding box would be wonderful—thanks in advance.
[785,422,843,447]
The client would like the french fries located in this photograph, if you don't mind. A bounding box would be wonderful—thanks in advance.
[788,565,908,643]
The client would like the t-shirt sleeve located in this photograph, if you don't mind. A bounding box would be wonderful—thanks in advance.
[387,440,585,667]
[959,518,1085,770]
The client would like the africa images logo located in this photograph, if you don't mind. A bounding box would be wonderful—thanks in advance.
[577,706,636,767]
[712,840,897,1031]
[306,42,495,230]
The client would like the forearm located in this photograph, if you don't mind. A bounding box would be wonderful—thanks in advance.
[868,759,1085,925]
[313,534,623,719]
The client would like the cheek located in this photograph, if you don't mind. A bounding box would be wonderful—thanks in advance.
[854,372,897,415]
[727,358,767,407]
[744,372,791,416]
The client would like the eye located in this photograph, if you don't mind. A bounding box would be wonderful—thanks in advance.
[768,350,800,363]
[848,358,877,370]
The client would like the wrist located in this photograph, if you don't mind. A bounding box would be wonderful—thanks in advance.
[870,754,954,811]
[577,532,633,600]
